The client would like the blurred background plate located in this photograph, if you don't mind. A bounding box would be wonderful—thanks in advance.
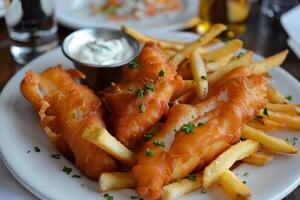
[54,0,198,31]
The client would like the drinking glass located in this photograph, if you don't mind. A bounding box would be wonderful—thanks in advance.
[261,0,299,18]
[4,0,58,64]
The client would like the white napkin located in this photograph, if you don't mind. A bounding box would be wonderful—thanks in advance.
[281,5,300,60]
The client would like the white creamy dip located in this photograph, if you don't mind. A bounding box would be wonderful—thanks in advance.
[72,37,134,65]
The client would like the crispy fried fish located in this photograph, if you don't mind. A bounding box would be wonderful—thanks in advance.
[133,74,268,200]
[20,66,119,180]
[104,42,183,149]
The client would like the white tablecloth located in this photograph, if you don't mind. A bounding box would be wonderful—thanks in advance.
[0,159,37,200]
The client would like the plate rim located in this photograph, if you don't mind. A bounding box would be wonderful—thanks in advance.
[0,31,300,200]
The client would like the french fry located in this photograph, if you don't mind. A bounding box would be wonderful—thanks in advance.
[259,110,300,130]
[82,126,136,166]
[218,170,251,200]
[267,84,289,104]
[242,152,273,166]
[169,23,227,69]
[246,117,285,131]
[208,51,253,82]
[203,140,259,188]
[198,23,228,46]
[266,103,300,116]
[242,125,298,154]
[190,48,208,100]
[161,173,203,200]
[184,16,202,29]
[250,50,288,74]
[202,39,243,62]
[99,172,136,192]
[169,41,206,69]
[206,53,234,72]
[163,49,177,59]
[202,38,222,48]
[172,80,197,100]
[121,26,184,50]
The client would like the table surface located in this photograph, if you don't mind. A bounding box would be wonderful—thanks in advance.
[0,3,299,200]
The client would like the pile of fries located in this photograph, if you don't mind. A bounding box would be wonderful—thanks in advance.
[82,24,298,200]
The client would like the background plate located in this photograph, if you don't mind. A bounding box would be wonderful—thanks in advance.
[54,0,198,31]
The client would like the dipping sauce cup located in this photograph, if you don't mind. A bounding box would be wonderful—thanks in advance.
[62,28,140,90]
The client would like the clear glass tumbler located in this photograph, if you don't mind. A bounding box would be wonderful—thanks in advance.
[261,0,299,18]
[4,0,58,64]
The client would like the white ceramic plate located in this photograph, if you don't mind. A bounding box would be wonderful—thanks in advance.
[54,0,198,31]
[0,31,300,200]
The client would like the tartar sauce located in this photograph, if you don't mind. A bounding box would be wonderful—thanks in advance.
[72,37,134,65]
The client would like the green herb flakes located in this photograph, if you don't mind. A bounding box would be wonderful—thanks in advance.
[129,59,138,69]
[186,174,197,181]
[72,174,81,178]
[153,140,165,147]
[285,95,292,101]
[145,148,154,157]
[34,146,40,152]
[51,154,61,159]
[138,103,144,113]
[144,83,155,92]
[181,123,195,133]
[201,76,207,80]
[263,107,269,116]
[62,166,72,175]
[159,70,165,77]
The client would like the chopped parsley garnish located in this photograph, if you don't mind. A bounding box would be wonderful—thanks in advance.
[136,89,145,100]
[243,172,249,176]
[71,111,77,119]
[243,180,247,184]
[144,83,155,92]
[72,174,81,178]
[62,166,72,175]
[34,146,40,152]
[145,148,154,157]
[237,52,245,58]
[208,59,214,63]
[181,123,195,133]
[153,140,165,147]
[138,103,144,113]
[51,154,61,159]
[197,122,204,126]
[201,188,207,194]
[286,137,298,146]
[129,59,138,69]
[144,131,155,140]
[201,76,207,80]
[263,107,269,116]
[159,70,165,77]
[285,95,293,101]
[103,193,114,200]
[186,174,197,181]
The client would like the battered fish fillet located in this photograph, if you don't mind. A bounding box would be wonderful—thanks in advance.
[133,74,268,200]
[104,42,183,149]
[20,66,119,180]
